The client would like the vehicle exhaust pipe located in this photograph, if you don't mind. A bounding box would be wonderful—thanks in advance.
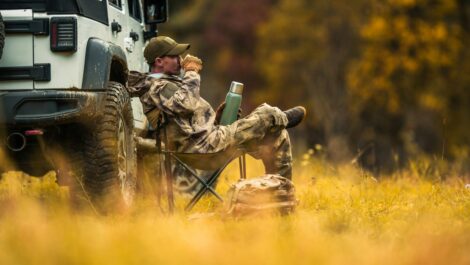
[6,132,27,152]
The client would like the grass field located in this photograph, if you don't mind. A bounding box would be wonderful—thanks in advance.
[0,154,469,265]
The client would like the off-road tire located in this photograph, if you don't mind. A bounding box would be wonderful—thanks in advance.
[83,81,137,212]
[0,12,5,59]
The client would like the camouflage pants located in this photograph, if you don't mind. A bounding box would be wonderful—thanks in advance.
[173,103,293,193]
[227,103,292,179]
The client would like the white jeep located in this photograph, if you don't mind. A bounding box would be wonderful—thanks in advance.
[0,0,168,208]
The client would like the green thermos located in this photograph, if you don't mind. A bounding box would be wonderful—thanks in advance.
[219,81,244,125]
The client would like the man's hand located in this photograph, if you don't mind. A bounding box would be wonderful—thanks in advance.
[214,101,242,125]
[182,54,203,73]
[214,101,225,124]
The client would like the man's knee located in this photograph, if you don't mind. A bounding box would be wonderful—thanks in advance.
[253,103,288,128]
[254,103,277,115]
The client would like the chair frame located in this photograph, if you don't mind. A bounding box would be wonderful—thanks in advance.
[155,118,246,213]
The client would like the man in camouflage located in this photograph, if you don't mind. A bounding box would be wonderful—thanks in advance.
[129,36,306,180]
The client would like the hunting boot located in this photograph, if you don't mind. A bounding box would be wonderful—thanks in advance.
[284,106,306,128]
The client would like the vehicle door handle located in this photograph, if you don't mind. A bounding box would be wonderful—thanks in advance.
[111,21,122,33]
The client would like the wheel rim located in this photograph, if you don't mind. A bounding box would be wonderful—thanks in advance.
[117,115,133,206]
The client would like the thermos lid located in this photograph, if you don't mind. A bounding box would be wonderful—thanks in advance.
[230,81,244,94]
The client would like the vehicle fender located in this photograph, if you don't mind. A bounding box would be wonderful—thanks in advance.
[82,37,128,90]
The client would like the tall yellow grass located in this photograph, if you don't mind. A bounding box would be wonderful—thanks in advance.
[0,155,469,265]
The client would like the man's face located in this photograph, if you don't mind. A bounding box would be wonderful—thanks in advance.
[156,55,181,75]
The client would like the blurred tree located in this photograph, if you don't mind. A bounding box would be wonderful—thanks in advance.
[202,0,276,105]
[348,0,470,171]
[157,0,470,173]
[256,0,369,161]
[159,0,275,105]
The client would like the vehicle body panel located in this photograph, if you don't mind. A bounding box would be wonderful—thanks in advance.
[0,9,34,90]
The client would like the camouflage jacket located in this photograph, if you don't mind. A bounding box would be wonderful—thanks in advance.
[128,70,233,153]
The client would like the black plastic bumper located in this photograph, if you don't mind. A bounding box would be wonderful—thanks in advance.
[0,90,106,127]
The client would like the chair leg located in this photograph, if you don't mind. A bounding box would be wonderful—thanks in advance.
[185,167,225,212]
[162,127,175,213]
[164,152,174,213]
[239,154,247,180]
[156,155,163,210]
[170,154,223,201]
[184,153,237,212]
[185,153,242,212]
[155,126,166,212]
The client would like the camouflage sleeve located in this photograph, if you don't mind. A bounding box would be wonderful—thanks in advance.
[127,70,153,97]
[181,70,201,97]
[155,70,202,117]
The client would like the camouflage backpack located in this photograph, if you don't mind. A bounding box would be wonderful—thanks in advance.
[226,174,298,217]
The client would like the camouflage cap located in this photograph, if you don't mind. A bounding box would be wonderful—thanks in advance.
[144,36,190,64]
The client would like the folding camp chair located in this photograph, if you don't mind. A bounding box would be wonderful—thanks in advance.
[155,116,247,213]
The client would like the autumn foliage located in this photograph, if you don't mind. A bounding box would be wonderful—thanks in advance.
[161,0,470,175]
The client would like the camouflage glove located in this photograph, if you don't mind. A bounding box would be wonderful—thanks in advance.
[182,54,203,73]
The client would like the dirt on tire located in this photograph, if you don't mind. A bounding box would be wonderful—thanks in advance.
[82,81,137,213]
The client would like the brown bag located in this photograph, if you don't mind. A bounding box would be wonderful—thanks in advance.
[226,174,298,217]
